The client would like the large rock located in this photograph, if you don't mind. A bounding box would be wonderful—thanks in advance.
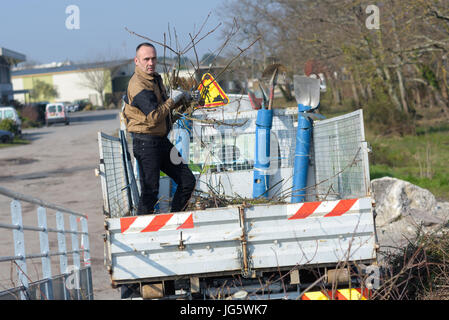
[371,177,449,250]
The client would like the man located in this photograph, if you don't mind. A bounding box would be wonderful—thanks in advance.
[123,42,196,215]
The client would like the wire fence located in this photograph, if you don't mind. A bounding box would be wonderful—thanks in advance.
[187,108,298,172]
[186,108,370,201]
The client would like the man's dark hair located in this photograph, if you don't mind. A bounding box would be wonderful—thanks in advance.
[136,42,156,52]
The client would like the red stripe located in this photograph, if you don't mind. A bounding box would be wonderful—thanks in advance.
[177,213,194,230]
[288,201,322,220]
[335,290,348,300]
[324,199,358,217]
[324,290,346,300]
[355,287,371,299]
[120,216,138,233]
[141,214,173,233]
[204,102,226,107]
[214,81,228,100]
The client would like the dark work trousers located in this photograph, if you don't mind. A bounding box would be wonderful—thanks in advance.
[133,135,196,215]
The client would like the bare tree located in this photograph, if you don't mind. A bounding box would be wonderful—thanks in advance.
[217,0,449,132]
[78,63,116,107]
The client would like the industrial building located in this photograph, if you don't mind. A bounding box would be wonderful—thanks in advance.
[0,47,27,104]
[11,59,138,106]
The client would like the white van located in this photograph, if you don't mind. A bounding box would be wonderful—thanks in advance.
[45,103,70,126]
[0,106,22,135]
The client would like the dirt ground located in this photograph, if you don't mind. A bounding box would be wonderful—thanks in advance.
[0,109,122,299]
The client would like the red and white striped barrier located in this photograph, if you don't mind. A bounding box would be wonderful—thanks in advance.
[287,198,361,220]
[119,198,367,233]
[120,212,194,234]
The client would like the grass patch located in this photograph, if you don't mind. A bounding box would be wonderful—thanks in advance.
[0,137,30,149]
[368,123,449,201]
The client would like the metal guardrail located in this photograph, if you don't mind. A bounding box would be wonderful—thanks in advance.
[0,186,93,300]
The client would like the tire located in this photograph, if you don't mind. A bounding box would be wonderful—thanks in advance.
[0,136,9,143]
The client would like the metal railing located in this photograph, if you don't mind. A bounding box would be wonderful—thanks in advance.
[0,186,93,300]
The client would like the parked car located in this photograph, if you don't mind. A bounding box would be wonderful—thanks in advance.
[0,106,22,135]
[71,104,80,112]
[73,99,89,111]
[45,103,70,126]
[0,129,14,143]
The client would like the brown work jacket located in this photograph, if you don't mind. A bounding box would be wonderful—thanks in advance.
[123,66,176,136]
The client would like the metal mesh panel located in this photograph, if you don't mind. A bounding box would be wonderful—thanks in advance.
[98,132,130,218]
[186,108,298,172]
[313,109,370,200]
[101,108,369,206]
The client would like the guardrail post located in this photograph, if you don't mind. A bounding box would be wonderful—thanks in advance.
[37,206,54,300]
[11,200,28,300]
[70,215,81,300]
[80,217,90,267]
[56,211,68,299]
[80,217,93,299]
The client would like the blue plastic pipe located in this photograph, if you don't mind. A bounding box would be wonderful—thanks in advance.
[253,109,273,199]
[291,104,312,203]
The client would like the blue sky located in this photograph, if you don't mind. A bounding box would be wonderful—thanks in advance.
[0,0,226,64]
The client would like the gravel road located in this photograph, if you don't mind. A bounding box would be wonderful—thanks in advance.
[0,109,122,299]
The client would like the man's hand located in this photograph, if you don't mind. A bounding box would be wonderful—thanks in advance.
[182,91,192,103]
[170,89,194,105]
[169,89,185,104]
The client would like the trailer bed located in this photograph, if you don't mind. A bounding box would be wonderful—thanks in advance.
[105,197,376,284]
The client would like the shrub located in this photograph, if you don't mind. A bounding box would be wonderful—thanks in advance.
[83,104,94,111]
[364,92,416,136]
[0,119,20,135]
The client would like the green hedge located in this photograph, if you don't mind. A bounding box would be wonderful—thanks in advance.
[0,119,20,135]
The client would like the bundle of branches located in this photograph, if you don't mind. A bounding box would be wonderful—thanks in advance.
[374,228,449,300]
[126,14,259,116]
[186,185,287,211]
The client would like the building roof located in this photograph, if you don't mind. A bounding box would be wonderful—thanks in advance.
[0,47,26,65]
[11,59,174,77]
[12,59,134,77]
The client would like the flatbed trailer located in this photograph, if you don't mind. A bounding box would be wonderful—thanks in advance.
[97,105,378,300]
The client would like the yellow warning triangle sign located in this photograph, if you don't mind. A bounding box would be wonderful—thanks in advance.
[197,73,229,108]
